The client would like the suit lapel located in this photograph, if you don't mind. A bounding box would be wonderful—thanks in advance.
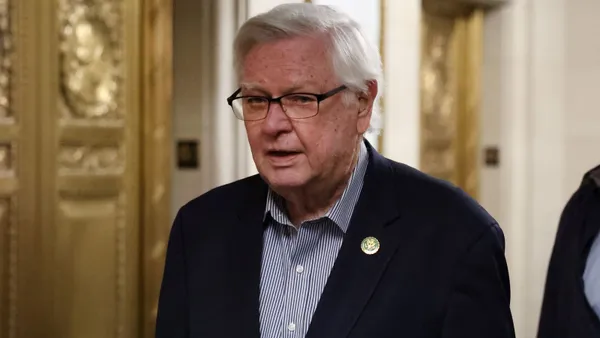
[306,146,407,338]
[226,176,268,338]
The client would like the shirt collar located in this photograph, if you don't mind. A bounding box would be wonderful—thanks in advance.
[264,140,369,233]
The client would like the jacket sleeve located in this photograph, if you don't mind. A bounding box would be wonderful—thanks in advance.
[441,225,516,338]
[155,210,189,338]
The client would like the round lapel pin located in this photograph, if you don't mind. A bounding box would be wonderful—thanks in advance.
[361,236,380,255]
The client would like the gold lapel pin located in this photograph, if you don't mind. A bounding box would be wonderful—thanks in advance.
[361,236,380,255]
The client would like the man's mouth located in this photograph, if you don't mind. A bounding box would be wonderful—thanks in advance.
[267,150,301,157]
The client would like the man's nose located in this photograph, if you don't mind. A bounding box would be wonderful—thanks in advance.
[261,101,292,135]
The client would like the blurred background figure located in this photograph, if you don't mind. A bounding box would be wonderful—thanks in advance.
[1,0,598,337]
[537,164,600,338]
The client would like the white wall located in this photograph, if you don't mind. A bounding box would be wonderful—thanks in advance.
[480,1,564,336]
[564,1,600,188]
[481,0,600,336]
[248,0,304,15]
[172,0,211,217]
[381,0,421,167]
[480,2,531,334]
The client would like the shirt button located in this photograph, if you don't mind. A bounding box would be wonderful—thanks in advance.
[287,322,296,331]
[295,265,304,274]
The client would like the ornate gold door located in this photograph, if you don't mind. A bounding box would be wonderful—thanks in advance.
[48,1,142,337]
[1,0,172,337]
[420,0,486,199]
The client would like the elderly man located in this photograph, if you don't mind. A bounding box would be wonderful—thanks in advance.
[156,3,514,338]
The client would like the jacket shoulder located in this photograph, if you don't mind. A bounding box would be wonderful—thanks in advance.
[384,158,502,247]
[176,174,265,218]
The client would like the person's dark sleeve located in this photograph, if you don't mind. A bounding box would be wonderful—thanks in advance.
[155,210,189,338]
[441,225,516,338]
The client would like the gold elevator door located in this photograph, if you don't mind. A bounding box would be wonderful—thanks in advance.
[1,0,172,337]
[420,1,484,199]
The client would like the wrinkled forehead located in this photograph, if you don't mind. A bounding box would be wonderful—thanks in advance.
[240,35,335,91]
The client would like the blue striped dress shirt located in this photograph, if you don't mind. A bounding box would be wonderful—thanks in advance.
[584,231,600,318]
[259,141,369,338]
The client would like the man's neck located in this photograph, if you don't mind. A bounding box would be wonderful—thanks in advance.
[281,143,362,227]
[284,181,348,226]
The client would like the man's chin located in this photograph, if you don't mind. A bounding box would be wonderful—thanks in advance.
[260,170,309,191]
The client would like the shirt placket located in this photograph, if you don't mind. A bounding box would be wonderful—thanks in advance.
[281,225,310,337]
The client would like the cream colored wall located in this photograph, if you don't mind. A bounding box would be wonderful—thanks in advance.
[480,3,533,334]
[172,0,209,217]
[381,0,421,167]
[248,0,304,16]
[480,0,600,336]
[564,1,600,188]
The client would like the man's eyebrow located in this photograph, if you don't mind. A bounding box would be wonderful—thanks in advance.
[285,80,322,94]
[239,81,322,96]
[240,83,270,95]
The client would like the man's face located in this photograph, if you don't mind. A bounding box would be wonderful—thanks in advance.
[240,35,373,192]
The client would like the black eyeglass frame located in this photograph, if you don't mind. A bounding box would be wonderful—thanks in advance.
[226,85,348,121]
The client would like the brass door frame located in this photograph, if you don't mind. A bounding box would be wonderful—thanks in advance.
[2,1,42,337]
[140,0,173,337]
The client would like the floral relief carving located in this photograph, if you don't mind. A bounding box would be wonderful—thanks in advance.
[58,145,124,175]
[58,0,122,120]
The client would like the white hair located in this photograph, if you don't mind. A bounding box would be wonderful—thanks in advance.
[233,3,383,135]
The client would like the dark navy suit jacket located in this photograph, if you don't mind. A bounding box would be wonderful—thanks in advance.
[156,142,515,338]
[538,164,600,338]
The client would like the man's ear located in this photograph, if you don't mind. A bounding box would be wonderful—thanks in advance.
[358,80,378,116]
[358,95,370,116]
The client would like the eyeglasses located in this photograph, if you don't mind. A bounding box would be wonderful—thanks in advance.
[226,85,347,121]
